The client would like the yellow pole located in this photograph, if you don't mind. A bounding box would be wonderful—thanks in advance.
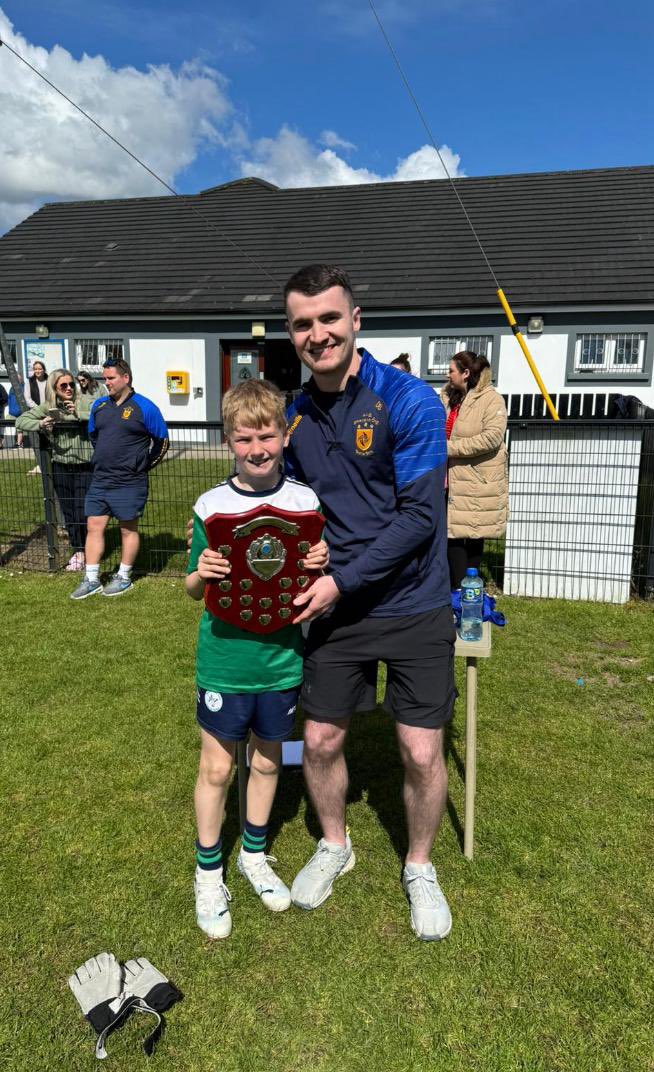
[496,288,560,421]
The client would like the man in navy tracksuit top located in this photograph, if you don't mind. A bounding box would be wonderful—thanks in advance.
[285,265,455,941]
[70,358,168,600]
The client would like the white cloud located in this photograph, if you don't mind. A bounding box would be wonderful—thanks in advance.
[239,126,464,189]
[319,130,357,152]
[0,8,231,231]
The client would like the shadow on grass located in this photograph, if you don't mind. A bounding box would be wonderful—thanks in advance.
[99,527,185,576]
[214,697,468,870]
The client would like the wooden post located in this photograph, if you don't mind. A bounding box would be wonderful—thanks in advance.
[463,656,478,860]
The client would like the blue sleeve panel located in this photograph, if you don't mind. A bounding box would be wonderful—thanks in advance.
[284,350,451,618]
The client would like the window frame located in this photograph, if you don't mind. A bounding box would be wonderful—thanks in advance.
[420,331,499,383]
[566,328,652,383]
[73,336,129,373]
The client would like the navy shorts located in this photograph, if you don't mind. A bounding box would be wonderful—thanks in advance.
[196,687,300,742]
[85,481,149,521]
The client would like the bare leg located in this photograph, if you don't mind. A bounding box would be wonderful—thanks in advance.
[85,515,109,566]
[194,730,235,846]
[396,724,448,865]
[246,735,281,826]
[118,518,140,566]
[302,716,350,846]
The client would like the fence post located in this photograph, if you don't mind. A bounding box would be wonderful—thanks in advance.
[37,434,60,572]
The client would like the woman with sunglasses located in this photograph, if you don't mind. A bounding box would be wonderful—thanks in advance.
[16,368,95,571]
[77,371,108,398]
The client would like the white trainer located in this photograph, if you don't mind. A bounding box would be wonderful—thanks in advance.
[402,862,452,941]
[291,835,355,910]
[194,866,232,939]
[237,851,291,912]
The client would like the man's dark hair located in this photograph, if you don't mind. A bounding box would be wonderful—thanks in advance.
[283,264,354,308]
[103,356,133,385]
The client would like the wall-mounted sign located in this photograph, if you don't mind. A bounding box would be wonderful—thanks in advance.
[236,353,254,364]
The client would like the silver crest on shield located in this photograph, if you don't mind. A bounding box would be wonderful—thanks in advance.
[246,532,286,580]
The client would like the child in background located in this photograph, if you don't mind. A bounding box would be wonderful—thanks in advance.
[186,380,328,938]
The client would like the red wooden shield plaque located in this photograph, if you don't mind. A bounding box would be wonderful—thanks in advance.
[204,503,325,634]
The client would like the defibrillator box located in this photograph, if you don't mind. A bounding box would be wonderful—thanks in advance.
[166,371,190,394]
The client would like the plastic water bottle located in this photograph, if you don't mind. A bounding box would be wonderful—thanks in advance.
[460,568,483,641]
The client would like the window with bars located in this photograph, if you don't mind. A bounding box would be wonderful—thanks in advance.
[574,332,646,374]
[75,338,125,369]
[427,335,493,377]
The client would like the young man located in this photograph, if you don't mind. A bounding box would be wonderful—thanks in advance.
[284,264,455,941]
[186,380,327,938]
[70,358,168,599]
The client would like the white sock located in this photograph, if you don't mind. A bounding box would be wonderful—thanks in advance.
[85,564,100,583]
[117,562,132,580]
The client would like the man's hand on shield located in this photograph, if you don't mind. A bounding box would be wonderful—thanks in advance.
[292,574,340,624]
[303,539,329,572]
[197,548,232,582]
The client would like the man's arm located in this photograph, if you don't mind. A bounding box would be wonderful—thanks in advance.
[139,397,169,470]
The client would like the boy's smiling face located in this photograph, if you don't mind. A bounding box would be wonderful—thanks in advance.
[228,420,288,492]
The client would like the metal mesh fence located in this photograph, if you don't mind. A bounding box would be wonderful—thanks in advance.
[1,416,653,601]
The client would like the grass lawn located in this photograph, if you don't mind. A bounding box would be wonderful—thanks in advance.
[1,575,652,1072]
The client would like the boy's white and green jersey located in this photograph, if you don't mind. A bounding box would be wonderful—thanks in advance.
[188,475,320,694]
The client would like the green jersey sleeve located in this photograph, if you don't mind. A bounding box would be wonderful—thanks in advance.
[187,512,208,574]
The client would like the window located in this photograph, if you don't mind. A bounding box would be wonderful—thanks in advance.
[427,335,493,377]
[574,332,646,374]
[75,338,125,369]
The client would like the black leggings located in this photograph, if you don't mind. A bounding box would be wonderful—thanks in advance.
[52,463,93,553]
[447,537,484,590]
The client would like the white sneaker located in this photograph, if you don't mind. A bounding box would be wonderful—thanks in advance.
[237,850,291,912]
[194,866,232,939]
[291,835,355,910]
[402,862,452,941]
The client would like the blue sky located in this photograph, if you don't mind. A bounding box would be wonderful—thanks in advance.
[0,0,652,231]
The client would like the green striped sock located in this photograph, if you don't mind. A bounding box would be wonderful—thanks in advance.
[196,836,222,871]
[241,820,267,855]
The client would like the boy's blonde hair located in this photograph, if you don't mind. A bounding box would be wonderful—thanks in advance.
[222,379,287,437]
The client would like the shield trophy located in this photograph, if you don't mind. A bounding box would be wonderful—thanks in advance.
[203,503,325,634]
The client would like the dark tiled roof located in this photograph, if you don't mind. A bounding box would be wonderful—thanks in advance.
[1,167,653,318]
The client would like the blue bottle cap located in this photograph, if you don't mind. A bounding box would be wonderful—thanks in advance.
[466,568,478,576]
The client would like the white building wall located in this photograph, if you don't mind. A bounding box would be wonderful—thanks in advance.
[358,335,422,371]
[128,338,207,425]
[497,333,567,395]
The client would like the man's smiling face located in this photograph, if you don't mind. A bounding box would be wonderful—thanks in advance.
[285,285,361,390]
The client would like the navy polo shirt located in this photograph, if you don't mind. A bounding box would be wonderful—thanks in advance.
[88,390,169,488]
[284,349,450,619]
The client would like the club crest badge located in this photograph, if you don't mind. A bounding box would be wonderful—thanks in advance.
[354,412,379,455]
[121,406,133,420]
[356,427,373,453]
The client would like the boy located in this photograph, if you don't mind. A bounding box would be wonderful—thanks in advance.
[186,380,327,938]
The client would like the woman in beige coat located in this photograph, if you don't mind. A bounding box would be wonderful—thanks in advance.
[440,351,508,589]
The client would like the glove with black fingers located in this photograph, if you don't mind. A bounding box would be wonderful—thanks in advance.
[68,952,128,1059]
[122,957,182,1012]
